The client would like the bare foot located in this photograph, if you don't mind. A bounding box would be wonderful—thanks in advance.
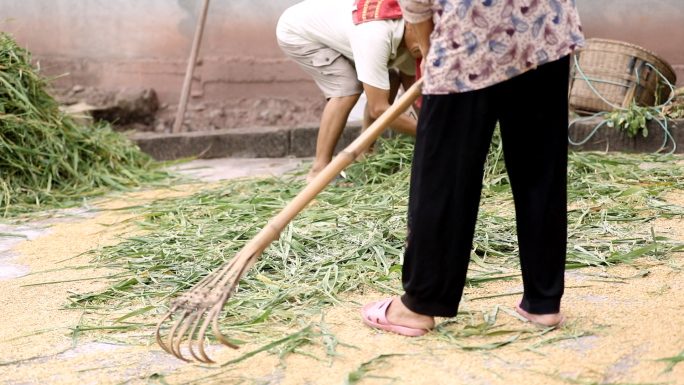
[386,297,435,330]
[515,300,565,328]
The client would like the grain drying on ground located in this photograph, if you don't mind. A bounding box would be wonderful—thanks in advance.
[2,134,684,384]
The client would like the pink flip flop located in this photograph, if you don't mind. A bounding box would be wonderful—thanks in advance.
[514,300,566,329]
[361,298,429,337]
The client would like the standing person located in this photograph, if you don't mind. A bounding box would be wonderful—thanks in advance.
[276,0,422,183]
[362,0,585,335]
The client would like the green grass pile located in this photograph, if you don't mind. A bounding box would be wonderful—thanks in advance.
[55,134,684,360]
[0,32,168,217]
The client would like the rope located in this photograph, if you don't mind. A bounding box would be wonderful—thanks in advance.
[568,54,679,154]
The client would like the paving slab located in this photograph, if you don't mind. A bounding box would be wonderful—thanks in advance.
[568,118,683,153]
[128,121,400,161]
[130,126,292,160]
[130,118,684,161]
[172,157,308,182]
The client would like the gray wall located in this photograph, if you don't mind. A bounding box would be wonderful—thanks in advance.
[3,0,293,59]
[2,0,683,128]
[577,0,684,64]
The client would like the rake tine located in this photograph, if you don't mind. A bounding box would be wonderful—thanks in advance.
[173,310,202,362]
[212,311,239,349]
[155,308,176,354]
[197,304,227,361]
[194,316,215,363]
[210,291,240,349]
[167,310,192,361]
[187,310,212,363]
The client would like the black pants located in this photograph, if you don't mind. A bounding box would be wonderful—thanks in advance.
[401,56,570,317]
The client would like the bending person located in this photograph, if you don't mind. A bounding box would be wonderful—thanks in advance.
[276,0,422,182]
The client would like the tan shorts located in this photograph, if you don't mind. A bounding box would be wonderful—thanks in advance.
[278,39,364,99]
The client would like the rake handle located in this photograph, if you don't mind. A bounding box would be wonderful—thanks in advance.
[156,79,423,362]
[246,79,424,253]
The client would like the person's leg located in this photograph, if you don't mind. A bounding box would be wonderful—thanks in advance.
[276,40,363,182]
[392,89,499,324]
[497,56,570,325]
[309,94,361,182]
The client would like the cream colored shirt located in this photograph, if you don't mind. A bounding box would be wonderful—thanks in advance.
[399,0,585,94]
[277,0,415,90]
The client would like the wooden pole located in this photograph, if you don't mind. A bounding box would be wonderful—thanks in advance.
[172,0,211,133]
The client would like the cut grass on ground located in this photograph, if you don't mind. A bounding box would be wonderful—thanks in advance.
[16,134,680,376]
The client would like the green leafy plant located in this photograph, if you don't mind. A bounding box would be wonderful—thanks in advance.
[664,100,684,119]
[605,104,652,138]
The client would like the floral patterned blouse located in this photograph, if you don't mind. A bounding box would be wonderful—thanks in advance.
[398,0,585,94]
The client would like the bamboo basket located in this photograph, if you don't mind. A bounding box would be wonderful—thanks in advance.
[569,38,677,114]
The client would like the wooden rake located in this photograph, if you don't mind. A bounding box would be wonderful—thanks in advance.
[155,79,423,363]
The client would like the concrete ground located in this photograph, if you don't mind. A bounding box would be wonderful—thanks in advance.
[127,118,684,163]
[171,157,307,182]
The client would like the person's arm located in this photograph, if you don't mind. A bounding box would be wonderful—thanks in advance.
[350,22,418,136]
[363,82,416,136]
[409,19,434,75]
[398,0,434,73]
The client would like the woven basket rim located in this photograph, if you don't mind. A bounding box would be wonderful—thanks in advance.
[577,38,677,82]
